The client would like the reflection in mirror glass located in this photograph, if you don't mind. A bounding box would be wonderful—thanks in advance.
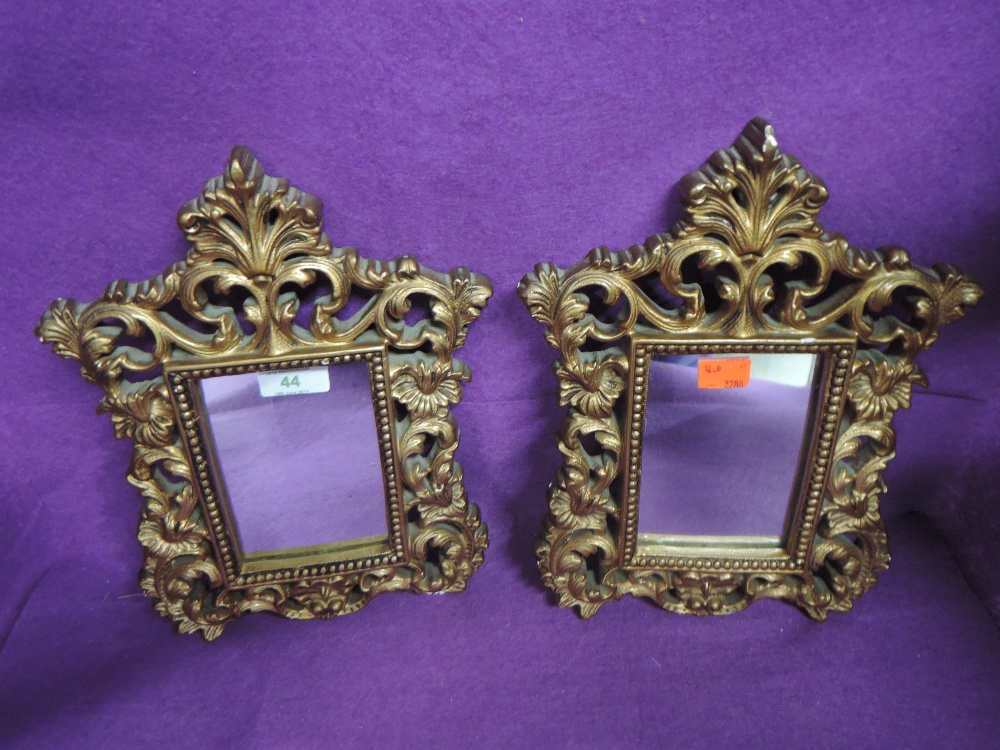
[199,363,389,554]
[637,353,818,541]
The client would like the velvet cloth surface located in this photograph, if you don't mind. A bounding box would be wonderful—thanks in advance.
[2,1,999,747]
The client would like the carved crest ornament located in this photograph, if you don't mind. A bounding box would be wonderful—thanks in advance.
[39,148,492,639]
[519,118,983,619]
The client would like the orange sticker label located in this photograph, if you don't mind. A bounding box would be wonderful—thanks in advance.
[697,357,751,389]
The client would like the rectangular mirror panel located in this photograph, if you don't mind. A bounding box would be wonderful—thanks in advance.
[637,353,818,541]
[199,363,389,555]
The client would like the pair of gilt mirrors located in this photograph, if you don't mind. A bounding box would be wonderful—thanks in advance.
[40,119,981,638]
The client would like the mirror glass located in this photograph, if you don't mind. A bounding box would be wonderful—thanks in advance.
[638,353,819,541]
[199,363,389,554]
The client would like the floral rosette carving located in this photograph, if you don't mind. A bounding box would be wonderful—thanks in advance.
[391,358,467,418]
[519,118,982,620]
[38,147,491,639]
[847,352,928,420]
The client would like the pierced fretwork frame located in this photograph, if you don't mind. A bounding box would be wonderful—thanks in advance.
[519,118,982,618]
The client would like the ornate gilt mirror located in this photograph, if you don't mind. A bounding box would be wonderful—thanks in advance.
[519,118,983,619]
[38,147,491,639]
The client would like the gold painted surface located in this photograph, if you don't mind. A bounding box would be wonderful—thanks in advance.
[518,118,983,619]
[38,147,492,639]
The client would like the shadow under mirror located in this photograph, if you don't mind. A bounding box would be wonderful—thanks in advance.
[638,352,819,545]
[198,362,390,559]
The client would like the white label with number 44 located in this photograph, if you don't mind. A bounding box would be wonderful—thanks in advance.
[257,367,331,398]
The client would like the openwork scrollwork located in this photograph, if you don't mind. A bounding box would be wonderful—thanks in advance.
[39,147,491,639]
[519,118,982,619]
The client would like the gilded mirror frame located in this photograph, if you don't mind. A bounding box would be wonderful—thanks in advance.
[38,147,492,639]
[519,118,982,619]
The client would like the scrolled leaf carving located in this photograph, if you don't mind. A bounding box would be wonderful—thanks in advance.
[177,147,330,278]
[519,118,982,620]
[38,147,491,639]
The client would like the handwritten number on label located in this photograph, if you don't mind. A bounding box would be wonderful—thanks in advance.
[697,357,751,389]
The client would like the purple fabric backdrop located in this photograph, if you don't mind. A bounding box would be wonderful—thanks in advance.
[2,1,999,747]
